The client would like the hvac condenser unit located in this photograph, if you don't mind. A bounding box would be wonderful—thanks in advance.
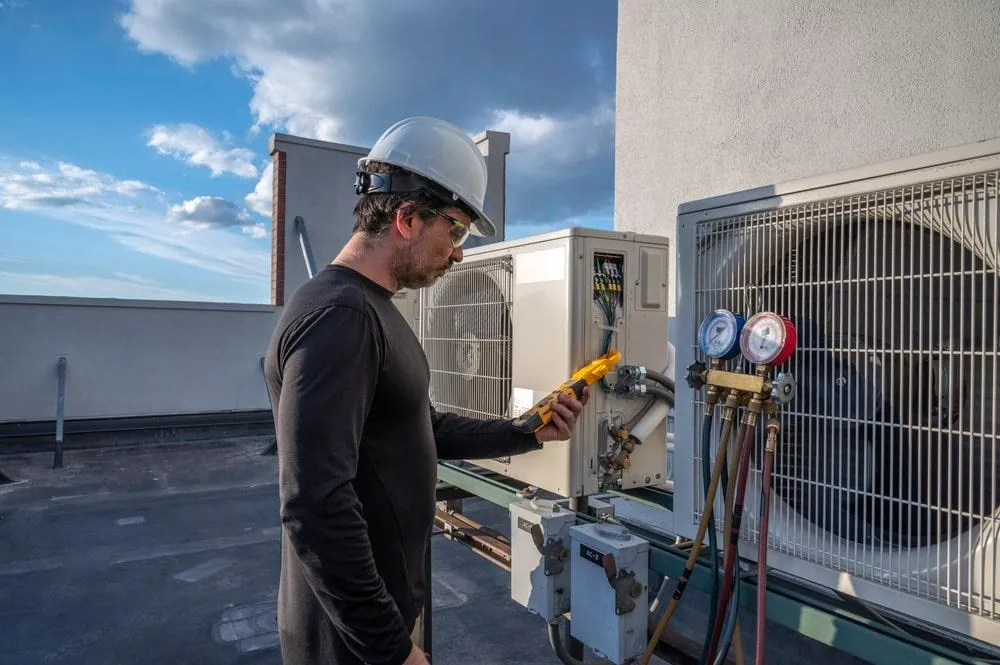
[391,288,420,334]
[419,227,671,497]
[674,139,1000,648]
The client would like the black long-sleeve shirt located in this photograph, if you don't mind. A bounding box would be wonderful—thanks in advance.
[263,264,541,665]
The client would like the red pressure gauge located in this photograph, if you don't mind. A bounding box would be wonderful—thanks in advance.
[739,312,797,366]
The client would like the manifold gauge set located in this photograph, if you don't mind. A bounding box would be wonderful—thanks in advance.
[698,308,797,366]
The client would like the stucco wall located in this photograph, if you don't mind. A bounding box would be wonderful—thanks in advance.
[613,1,998,661]
[614,0,1000,316]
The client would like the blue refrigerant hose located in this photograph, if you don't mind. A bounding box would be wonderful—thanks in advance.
[699,412,721,665]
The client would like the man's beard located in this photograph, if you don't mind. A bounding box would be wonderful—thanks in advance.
[392,248,452,290]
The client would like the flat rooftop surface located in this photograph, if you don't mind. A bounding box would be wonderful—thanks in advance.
[0,437,619,665]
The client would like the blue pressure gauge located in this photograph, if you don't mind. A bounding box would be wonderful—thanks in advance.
[698,309,745,360]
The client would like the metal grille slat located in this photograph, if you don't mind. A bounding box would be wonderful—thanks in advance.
[689,170,1000,617]
[421,256,514,423]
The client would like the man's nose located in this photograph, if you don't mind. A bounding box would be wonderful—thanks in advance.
[450,246,463,263]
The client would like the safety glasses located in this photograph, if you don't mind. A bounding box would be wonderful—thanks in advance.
[427,207,471,247]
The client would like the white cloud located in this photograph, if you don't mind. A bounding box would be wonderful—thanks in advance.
[0,160,161,210]
[119,0,619,228]
[245,160,272,217]
[484,100,615,177]
[0,157,269,283]
[147,123,258,178]
[166,195,267,238]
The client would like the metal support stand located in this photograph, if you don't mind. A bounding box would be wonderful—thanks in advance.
[294,215,317,279]
[53,356,66,469]
[565,495,589,660]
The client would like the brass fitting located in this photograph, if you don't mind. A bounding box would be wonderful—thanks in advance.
[765,416,780,453]
[703,358,724,416]
[720,389,742,422]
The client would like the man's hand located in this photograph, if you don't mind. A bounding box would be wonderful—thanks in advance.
[533,386,589,444]
[403,643,431,665]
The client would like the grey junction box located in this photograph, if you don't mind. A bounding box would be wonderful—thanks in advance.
[509,498,577,620]
[568,521,650,664]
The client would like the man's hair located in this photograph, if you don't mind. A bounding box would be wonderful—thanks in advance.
[352,162,443,238]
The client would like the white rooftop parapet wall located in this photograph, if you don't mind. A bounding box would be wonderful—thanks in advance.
[0,296,278,424]
[0,127,510,426]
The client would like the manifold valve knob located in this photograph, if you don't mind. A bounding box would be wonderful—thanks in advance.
[771,372,796,404]
[685,361,707,390]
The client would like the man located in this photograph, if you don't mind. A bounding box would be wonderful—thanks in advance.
[263,116,588,665]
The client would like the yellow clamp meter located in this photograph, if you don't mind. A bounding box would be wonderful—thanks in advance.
[511,349,622,433]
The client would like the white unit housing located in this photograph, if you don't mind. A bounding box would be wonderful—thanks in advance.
[391,288,420,334]
[419,227,671,497]
[568,522,650,664]
[509,498,577,620]
[674,139,1000,647]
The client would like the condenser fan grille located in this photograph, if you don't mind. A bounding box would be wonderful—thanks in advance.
[421,255,514,421]
[691,171,999,614]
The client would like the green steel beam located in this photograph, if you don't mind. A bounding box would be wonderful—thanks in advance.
[611,485,674,512]
[436,462,522,508]
[625,521,992,665]
[436,462,997,665]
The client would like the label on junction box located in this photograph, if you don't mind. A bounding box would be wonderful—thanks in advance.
[579,542,604,567]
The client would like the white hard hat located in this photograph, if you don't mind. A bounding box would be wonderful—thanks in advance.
[355,116,497,237]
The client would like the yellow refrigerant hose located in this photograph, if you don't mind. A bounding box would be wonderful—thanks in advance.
[640,389,742,665]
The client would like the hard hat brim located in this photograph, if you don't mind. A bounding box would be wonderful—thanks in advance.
[357,155,498,237]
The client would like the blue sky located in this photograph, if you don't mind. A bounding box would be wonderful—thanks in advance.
[0,0,617,303]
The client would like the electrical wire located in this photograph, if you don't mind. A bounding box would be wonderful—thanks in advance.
[593,259,621,393]
[546,619,587,665]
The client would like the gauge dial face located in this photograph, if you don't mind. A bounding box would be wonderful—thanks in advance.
[698,310,741,359]
[740,312,792,365]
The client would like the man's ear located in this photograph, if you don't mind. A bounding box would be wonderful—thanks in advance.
[394,205,418,241]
